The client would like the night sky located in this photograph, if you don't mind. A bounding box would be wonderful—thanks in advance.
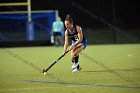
[0,0,140,28]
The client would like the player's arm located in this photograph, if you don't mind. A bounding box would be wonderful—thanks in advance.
[63,30,69,54]
[74,25,83,46]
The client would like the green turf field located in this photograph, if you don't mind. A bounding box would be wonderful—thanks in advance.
[0,44,140,93]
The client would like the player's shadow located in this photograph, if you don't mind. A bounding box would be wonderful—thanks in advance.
[82,68,140,73]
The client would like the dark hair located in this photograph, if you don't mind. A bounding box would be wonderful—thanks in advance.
[65,14,73,23]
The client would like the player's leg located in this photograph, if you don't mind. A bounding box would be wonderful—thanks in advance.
[55,35,59,46]
[71,44,84,72]
[71,44,84,61]
[58,35,64,46]
[60,36,64,46]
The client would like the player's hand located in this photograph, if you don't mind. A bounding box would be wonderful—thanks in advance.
[62,51,66,56]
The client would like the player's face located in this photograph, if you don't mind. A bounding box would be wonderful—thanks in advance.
[65,21,73,29]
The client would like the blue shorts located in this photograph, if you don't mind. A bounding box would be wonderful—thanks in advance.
[72,39,87,49]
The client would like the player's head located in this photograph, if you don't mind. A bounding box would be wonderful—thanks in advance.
[57,16,61,21]
[65,14,73,29]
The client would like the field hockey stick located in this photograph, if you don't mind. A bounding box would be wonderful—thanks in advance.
[43,50,70,73]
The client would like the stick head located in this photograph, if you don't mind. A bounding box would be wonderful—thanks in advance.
[43,69,47,75]
[43,69,46,73]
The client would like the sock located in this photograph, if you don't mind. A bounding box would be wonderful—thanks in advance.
[74,55,79,63]
[77,64,80,69]
[72,59,75,63]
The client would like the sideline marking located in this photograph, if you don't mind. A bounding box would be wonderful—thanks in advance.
[23,80,140,89]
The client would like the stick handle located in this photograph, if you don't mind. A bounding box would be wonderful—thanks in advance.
[44,50,70,73]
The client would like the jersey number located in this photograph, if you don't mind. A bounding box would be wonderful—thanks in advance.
[74,35,79,41]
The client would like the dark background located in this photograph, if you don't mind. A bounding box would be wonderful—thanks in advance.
[0,0,140,47]
[0,0,140,28]
[32,0,139,28]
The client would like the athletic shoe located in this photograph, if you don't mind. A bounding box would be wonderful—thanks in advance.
[72,68,79,73]
[71,62,79,69]
[72,64,81,73]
